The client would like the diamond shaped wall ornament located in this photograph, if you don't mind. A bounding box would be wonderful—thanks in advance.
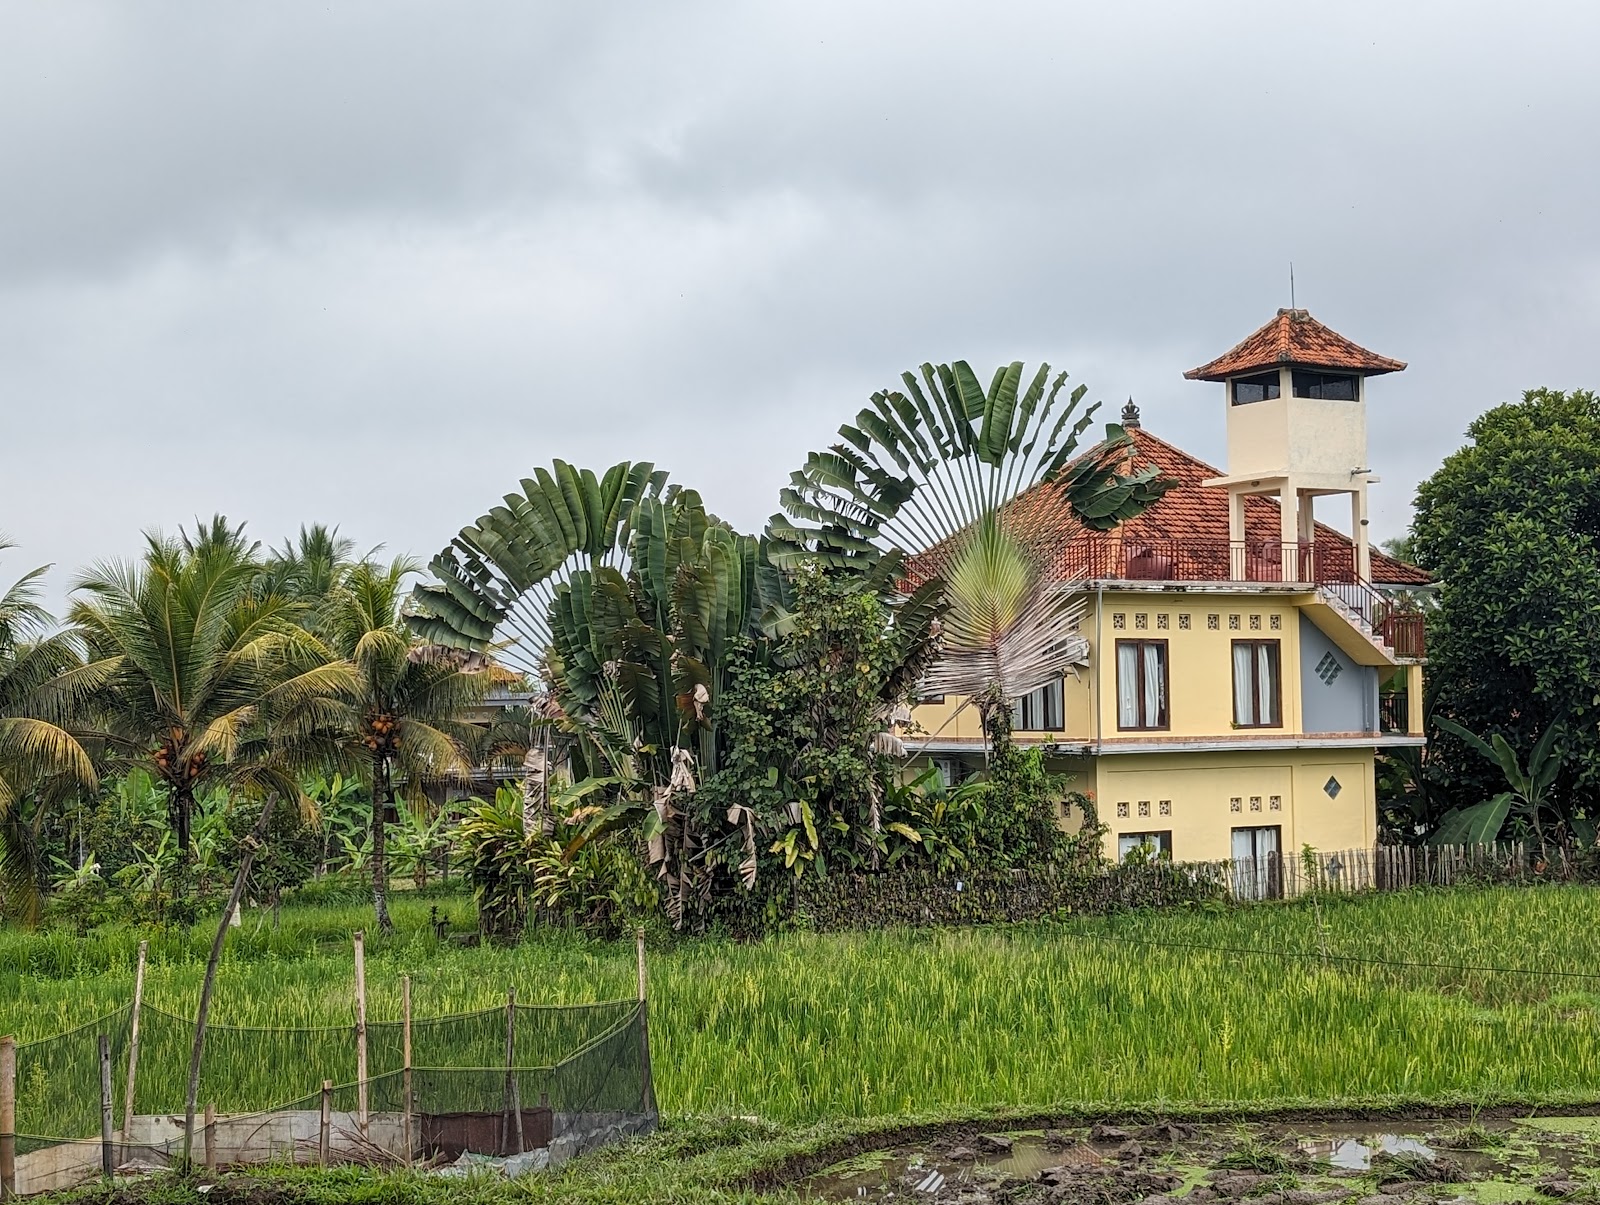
[1315,651,1343,685]
[1324,776,1342,799]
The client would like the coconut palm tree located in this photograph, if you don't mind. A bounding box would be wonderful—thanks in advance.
[69,520,354,858]
[258,524,359,615]
[323,557,488,932]
[0,543,99,921]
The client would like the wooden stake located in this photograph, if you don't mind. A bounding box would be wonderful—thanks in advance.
[401,974,413,1162]
[0,1035,13,1201]
[318,1081,332,1167]
[99,1034,114,1179]
[636,929,655,1116]
[203,1094,216,1171]
[504,990,523,1154]
[353,931,369,1135]
[121,940,147,1145]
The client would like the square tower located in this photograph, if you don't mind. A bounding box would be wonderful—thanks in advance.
[1185,309,1405,582]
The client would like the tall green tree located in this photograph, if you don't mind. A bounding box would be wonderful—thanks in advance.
[1411,387,1600,843]
[69,519,353,857]
[0,543,98,920]
[323,557,487,932]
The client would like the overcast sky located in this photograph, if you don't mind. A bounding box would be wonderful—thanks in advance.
[3,2,1597,604]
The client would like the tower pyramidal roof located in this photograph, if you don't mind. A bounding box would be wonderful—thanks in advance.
[1184,308,1406,382]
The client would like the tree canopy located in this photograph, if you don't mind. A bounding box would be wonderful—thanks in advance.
[1411,387,1600,842]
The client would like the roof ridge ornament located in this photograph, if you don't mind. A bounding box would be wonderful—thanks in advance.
[1120,397,1141,428]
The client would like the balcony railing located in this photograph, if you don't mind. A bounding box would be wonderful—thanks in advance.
[1055,538,1356,584]
[1053,537,1426,659]
[1320,578,1427,660]
[1378,691,1409,734]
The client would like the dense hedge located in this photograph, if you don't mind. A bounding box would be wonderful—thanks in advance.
[714,860,1229,937]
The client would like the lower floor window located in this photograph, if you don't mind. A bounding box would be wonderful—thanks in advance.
[1117,830,1172,862]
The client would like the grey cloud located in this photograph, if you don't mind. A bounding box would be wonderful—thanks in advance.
[2,0,1597,607]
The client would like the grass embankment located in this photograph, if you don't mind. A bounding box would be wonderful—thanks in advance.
[6,885,1600,1124]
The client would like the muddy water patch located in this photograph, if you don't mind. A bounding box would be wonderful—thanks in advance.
[800,1117,1600,1203]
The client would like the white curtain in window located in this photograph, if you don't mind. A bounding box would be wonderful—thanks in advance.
[1233,643,1255,724]
[1256,645,1276,724]
[1142,645,1164,727]
[1117,644,1139,727]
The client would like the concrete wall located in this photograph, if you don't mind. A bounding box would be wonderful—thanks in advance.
[14,1111,408,1196]
[1082,747,1375,864]
[11,1108,658,1195]
[1299,613,1378,734]
[1092,593,1305,738]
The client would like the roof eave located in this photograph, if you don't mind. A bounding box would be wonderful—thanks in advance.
[1183,357,1408,383]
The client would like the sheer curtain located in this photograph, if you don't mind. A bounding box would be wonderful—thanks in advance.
[1117,643,1139,727]
[1256,644,1277,724]
[1142,645,1164,727]
[1233,643,1255,724]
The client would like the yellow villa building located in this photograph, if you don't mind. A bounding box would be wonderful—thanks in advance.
[903,310,1430,884]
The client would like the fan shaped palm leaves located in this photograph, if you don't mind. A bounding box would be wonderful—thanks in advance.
[921,511,1090,709]
[322,556,488,931]
[68,521,357,856]
[408,460,671,678]
[0,543,99,922]
[768,359,1168,571]
[770,360,1169,738]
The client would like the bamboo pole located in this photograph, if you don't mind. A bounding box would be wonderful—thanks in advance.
[0,1035,13,1201]
[121,940,147,1145]
[636,929,655,1116]
[319,1082,332,1167]
[401,974,413,1162]
[353,931,369,1136]
[504,990,523,1155]
[99,1035,114,1179]
[203,1102,216,1172]
[183,794,279,1167]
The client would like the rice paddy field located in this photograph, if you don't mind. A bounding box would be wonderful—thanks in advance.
[4,883,1599,1127]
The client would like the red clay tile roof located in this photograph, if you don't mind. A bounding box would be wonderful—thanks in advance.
[907,427,1431,587]
[1184,309,1406,382]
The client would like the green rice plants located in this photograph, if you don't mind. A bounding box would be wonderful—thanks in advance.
[1215,1132,1293,1174]
[5,884,1600,1129]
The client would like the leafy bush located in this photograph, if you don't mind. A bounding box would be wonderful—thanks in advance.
[457,786,655,941]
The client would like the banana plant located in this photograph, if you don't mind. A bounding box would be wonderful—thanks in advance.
[388,796,459,889]
[1432,715,1566,854]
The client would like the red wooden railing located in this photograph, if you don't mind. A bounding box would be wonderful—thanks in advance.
[1052,537,1426,658]
[1054,538,1355,584]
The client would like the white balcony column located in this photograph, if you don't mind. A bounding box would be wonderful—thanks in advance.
[1278,481,1299,582]
[1297,490,1316,580]
[1351,486,1372,582]
[1227,489,1247,579]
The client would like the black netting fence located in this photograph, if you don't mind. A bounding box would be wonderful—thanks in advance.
[7,995,655,1193]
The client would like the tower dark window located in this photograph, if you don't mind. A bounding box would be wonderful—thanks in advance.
[1231,371,1281,405]
[1291,371,1359,400]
